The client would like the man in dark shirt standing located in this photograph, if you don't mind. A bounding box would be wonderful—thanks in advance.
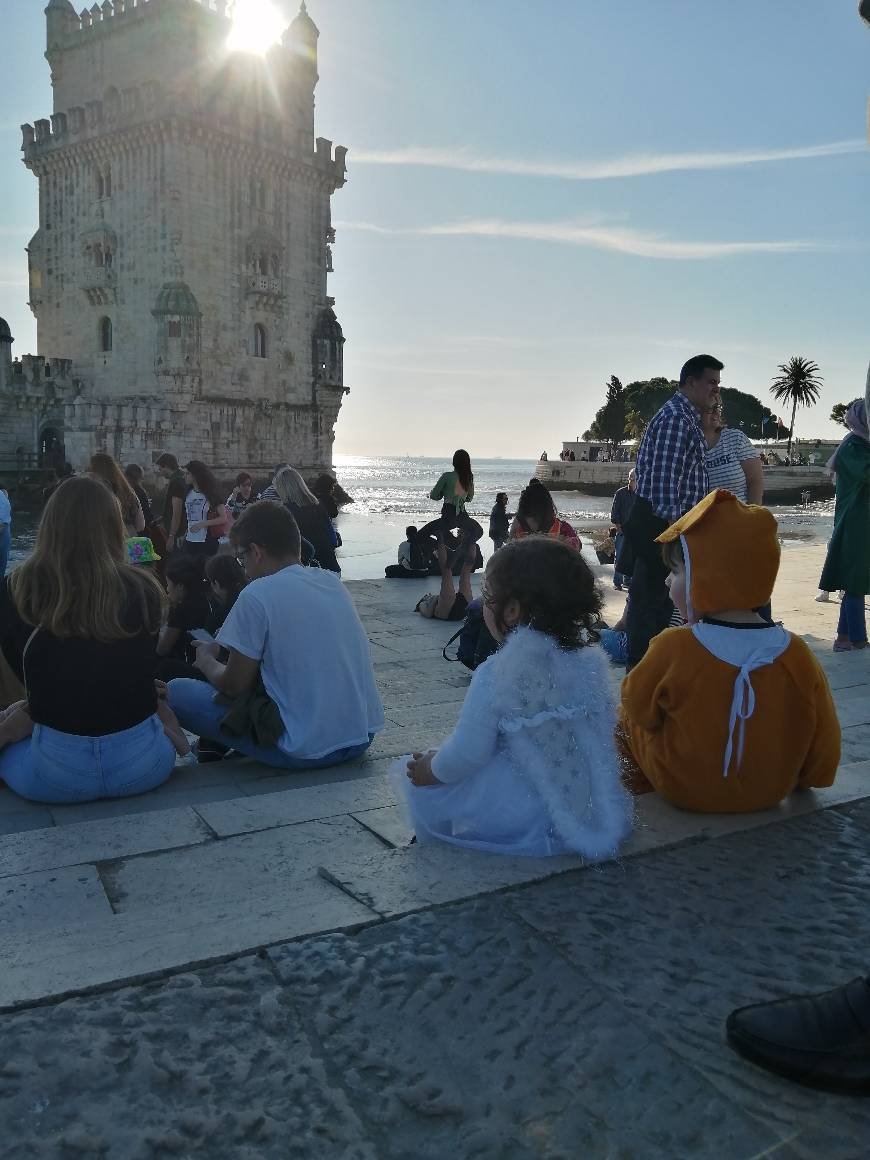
[155,452,187,553]
[623,354,722,668]
[610,468,637,590]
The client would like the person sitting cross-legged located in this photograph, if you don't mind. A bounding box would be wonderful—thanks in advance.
[617,490,840,812]
[167,501,384,769]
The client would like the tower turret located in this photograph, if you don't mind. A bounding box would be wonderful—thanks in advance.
[45,0,79,86]
[283,1,319,83]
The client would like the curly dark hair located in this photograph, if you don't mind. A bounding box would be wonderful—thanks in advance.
[483,536,602,649]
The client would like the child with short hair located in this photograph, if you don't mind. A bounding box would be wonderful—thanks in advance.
[204,553,247,634]
[617,490,840,812]
[394,536,633,858]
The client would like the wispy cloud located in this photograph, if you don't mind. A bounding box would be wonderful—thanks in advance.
[353,140,865,181]
[336,218,834,261]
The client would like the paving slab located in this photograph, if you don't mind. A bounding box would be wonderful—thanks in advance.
[0,957,380,1160]
[105,816,387,917]
[0,876,377,1011]
[0,812,54,837]
[0,807,212,878]
[504,802,870,1160]
[195,774,396,837]
[266,902,785,1159]
[351,804,412,848]
[320,766,870,919]
[0,865,111,933]
[48,781,255,826]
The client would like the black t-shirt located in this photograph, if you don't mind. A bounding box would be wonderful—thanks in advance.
[162,470,188,534]
[0,577,161,736]
[289,501,340,573]
[166,592,213,663]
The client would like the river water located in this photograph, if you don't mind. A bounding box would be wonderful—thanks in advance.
[5,454,834,581]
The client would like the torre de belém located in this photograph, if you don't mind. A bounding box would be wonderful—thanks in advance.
[1,0,348,473]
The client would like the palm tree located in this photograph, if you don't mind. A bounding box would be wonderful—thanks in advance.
[770,357,823,462]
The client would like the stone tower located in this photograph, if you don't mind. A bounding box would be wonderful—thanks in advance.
[20,0,348,472]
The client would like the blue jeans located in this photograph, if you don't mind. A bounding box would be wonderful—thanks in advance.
[0,526,9,578]
[613,532,627,589]
[838,594,867,644]
[0,714,175,804]
[167,678,374,770]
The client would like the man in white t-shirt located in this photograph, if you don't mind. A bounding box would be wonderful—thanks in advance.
[168,502,384,768]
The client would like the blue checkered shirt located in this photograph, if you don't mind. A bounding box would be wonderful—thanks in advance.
[634,392,709,523]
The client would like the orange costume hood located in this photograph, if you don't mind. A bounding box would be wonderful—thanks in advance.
[656,489,780,617]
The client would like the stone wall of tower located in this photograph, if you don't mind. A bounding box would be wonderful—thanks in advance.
[21,0,348,473]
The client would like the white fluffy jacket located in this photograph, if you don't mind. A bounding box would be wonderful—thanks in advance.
[394,626,633,859]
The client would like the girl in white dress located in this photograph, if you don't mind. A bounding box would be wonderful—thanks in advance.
[392,536,633,859]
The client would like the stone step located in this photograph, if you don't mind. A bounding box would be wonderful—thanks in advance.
[318,760,870,918]
[0,760,867,1011]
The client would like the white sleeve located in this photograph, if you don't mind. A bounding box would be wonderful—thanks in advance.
[217,588,268,661]
[431,664,500,784]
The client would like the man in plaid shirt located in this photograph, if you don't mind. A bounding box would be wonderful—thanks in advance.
[624,354,722,668]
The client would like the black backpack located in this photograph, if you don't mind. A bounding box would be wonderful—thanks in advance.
[442,598,499,671]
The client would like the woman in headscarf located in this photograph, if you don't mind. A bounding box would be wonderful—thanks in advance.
[819,397,870,650]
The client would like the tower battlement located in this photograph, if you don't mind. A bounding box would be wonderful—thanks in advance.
[22,88,348,190]
[48,0,229,51]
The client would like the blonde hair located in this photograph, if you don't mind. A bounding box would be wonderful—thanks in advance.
[9,475,164,641]
[273,466,318,508]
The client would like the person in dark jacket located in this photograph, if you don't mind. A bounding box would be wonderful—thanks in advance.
[272,466,340,573]
[488,493,512,552]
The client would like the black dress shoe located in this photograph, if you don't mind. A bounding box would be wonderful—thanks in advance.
[726,977,870,1094]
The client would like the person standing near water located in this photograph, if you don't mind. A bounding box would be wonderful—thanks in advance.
[417,450,484,566]
[623,354,720,669]
[0,488,11,579]
[819,397,870,651]
[488,493,511,552]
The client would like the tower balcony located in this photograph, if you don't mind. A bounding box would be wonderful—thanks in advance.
[80,267,116,306]
[245,273,285,310]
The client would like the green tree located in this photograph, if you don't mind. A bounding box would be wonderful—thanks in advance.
[583,376,626,448]
[830,402,849,427]
[770,357,824,460]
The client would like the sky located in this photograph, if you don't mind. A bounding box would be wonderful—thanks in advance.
[2,0,870,458]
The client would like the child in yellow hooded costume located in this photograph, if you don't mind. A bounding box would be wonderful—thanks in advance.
[617,490,840,812]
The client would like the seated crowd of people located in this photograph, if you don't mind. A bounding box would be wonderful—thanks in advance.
[0,377,853,873]
[0,453,376,801]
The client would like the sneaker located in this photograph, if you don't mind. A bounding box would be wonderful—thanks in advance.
[815,592,830,603]
[194,738,231,763]
[726,977,870,1094]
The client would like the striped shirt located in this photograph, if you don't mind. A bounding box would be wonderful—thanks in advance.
[635,392,709,522]
[704,427,759,503]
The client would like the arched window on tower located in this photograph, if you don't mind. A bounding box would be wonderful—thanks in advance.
[99,316,113,352]
[96,170,104,199]
[104,167,112,198]
[253,323,267,358]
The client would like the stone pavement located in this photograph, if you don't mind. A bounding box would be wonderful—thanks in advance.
[0,545,868,1155]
